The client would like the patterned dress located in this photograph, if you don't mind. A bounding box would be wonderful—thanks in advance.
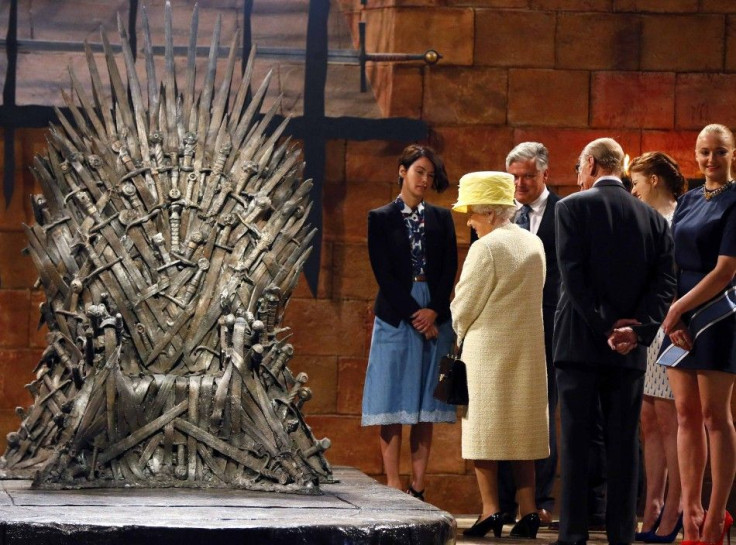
[643,211,674,399]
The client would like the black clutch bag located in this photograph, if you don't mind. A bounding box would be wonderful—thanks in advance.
[433,345,468,406]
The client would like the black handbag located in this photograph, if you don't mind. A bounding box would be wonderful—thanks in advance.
[432,345,468,406]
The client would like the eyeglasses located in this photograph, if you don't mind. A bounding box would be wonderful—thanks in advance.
[574,162,580,174]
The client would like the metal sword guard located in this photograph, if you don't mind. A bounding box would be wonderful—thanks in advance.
[358,20,442,92]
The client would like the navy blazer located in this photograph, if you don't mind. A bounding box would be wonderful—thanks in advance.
[553,179,676,370]
[368,201,458,327]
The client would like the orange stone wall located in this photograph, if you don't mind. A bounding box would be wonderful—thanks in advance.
[0,129,49,458]
[3,0,736,515]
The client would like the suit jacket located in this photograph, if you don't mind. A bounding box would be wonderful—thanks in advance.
[537,190,561,321]
[553,178,676,370]
[368,201,458,327]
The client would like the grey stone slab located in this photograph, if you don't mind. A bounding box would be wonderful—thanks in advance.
[2,480,348,509]
[0,483,12,506]
[0,467,456,545]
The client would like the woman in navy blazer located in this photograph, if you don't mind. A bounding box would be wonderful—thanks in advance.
[361,144,458,500]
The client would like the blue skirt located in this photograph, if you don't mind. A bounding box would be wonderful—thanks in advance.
[361,282,457,426]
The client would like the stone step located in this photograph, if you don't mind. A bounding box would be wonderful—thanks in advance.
[0,466,454,545]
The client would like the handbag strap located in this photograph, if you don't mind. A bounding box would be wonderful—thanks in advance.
[455,340,463,359]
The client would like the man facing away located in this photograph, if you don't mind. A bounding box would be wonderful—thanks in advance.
[551,138,676,545]
[497,142,560,526]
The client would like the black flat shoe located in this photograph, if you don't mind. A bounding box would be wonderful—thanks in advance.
[511,512,542,538]
[463,512,505,538]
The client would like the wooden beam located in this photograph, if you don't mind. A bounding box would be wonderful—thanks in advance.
[3,0,18,208]
[302,0,330,296]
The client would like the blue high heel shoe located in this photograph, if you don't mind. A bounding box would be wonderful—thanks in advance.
[636,510,664,541]
[645,513,683,544]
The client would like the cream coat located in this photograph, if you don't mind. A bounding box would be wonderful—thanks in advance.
[451,223,549,460]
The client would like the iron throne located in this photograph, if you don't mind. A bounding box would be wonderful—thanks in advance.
[0,3,332,492]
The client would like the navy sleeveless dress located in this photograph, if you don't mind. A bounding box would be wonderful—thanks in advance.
[659,184,736,372]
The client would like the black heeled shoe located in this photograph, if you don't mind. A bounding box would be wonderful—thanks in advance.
[463,512,505,538]
[510,512,541,539]
[405,485,425,501]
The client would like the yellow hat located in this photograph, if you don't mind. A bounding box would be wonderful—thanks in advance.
[452,171,515,213]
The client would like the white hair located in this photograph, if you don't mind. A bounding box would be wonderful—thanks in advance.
[506,142,549,171]
[470,204,516,221]
[581,138,624,175]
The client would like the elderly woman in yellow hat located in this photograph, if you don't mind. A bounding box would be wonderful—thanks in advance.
[451,171,549,539]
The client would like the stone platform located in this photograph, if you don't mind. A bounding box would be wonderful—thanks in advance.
[0,467,455,545]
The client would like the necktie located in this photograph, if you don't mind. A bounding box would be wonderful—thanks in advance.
[516,204,532,231]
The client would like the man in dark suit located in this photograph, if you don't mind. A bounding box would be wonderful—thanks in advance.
[552,138,676,545]
[497,142,561,526]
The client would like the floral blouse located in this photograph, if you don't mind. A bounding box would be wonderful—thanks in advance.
[394,196,426,277]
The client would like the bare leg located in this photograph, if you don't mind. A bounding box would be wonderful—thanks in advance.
[474,459,500,518]
[409,422,433,492]
[698,371,736,544]
[641,394,667,531]
[654,396,683,536]
[668,368,707,541]
[512,460,536,517]
[380,424,403,489]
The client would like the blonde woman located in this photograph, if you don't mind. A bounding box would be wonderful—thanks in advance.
[660,124,736,545]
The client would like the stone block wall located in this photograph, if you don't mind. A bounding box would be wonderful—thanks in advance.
[0,130,47,445]
[312,0,736,514]
[340,0,736,187]
[2,0,736,516]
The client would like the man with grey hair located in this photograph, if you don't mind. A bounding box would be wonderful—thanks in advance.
[497,142,561,528]
[551,138,676,545]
